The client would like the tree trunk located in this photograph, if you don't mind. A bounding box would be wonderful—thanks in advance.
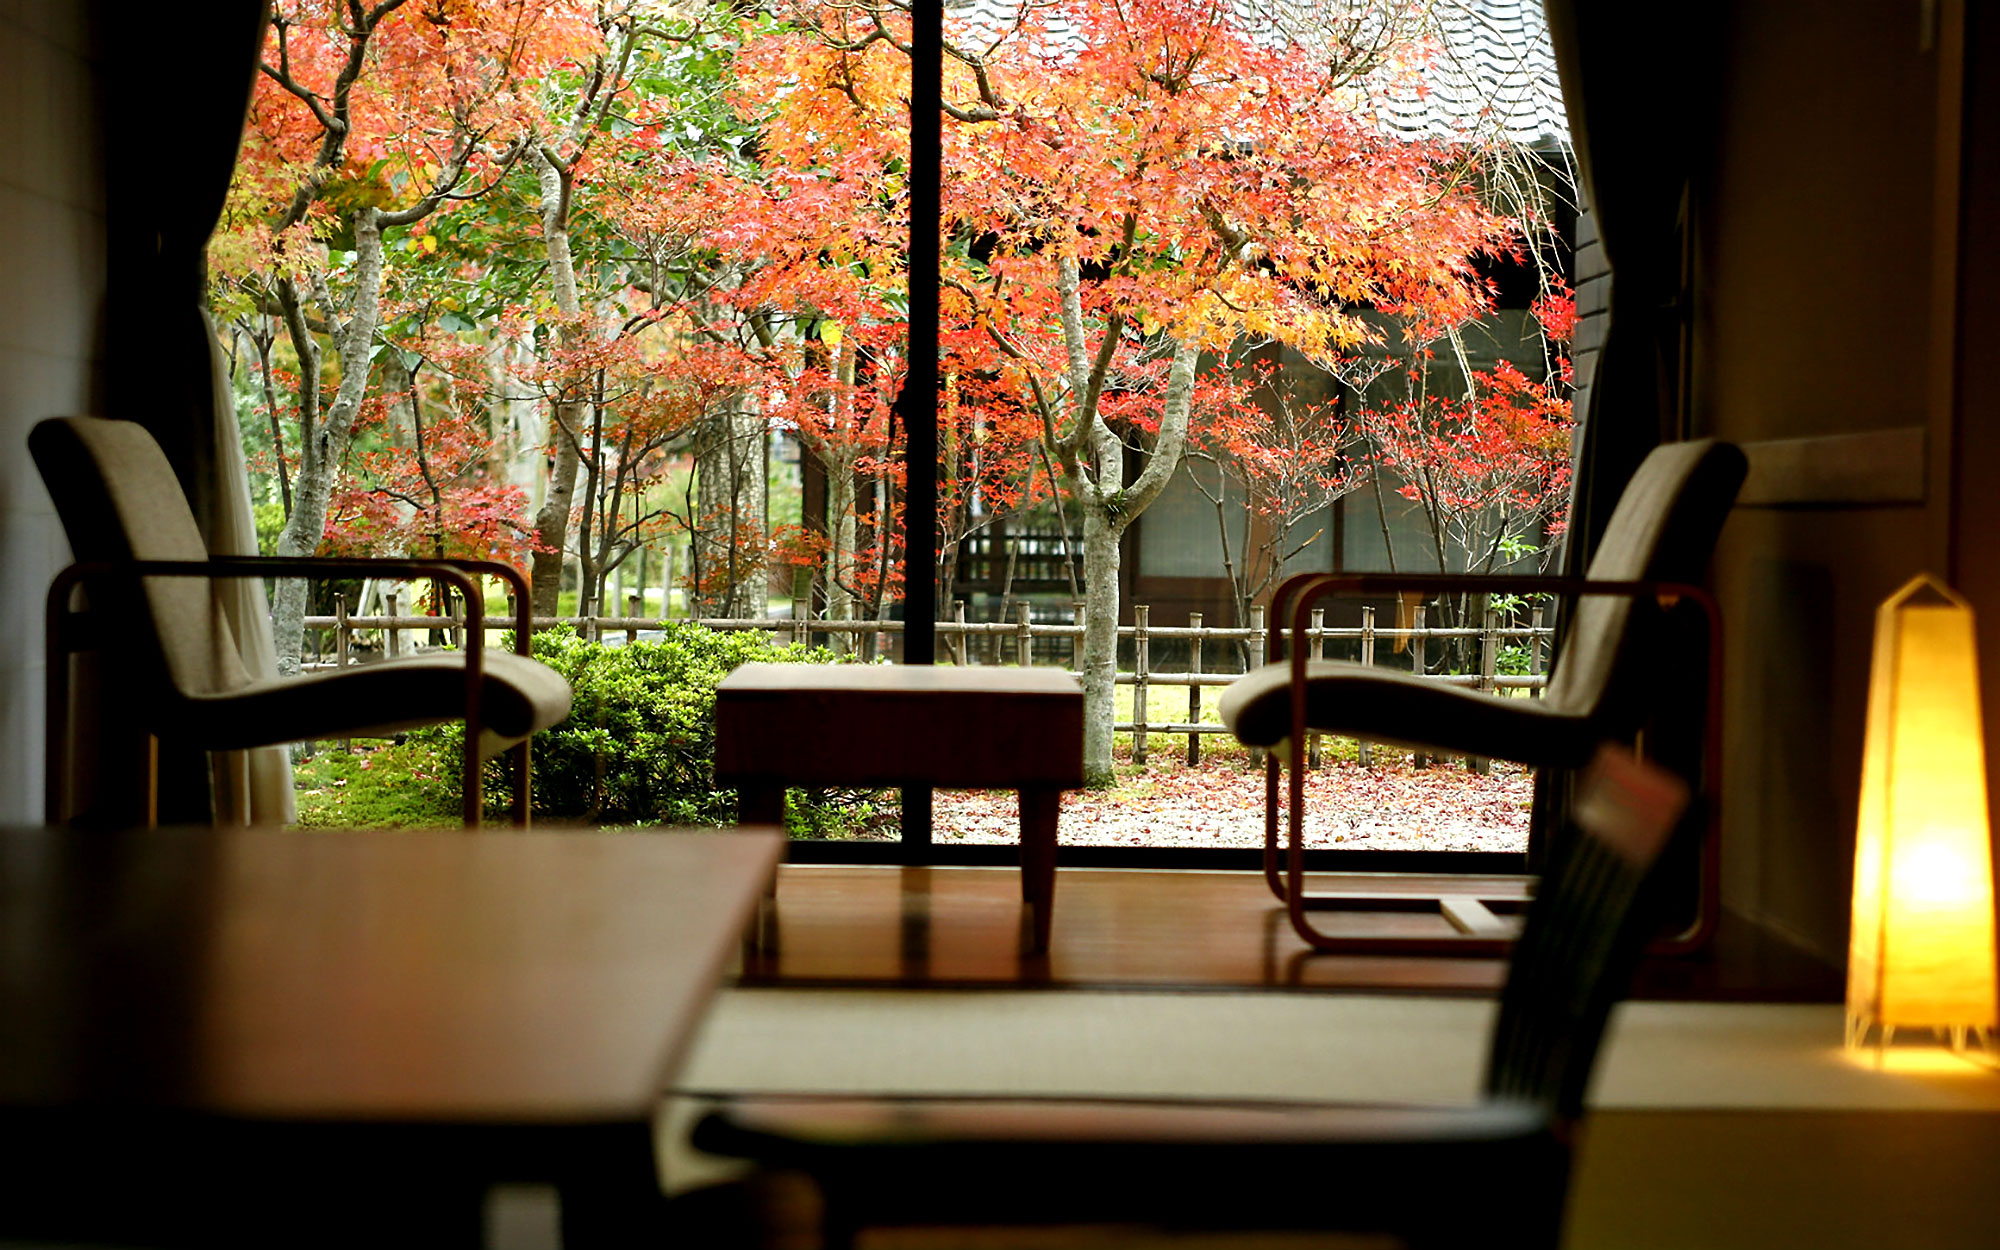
[814,339,863,651]
[824,451,858,654]
[248,322,292,522]
[530,416,582,618]
[693,395,766,617]
[270,206,392,676]
[492,335,545,510]
[377,348,421,549]
[868,471,892,660]
[529,144,585,618]
[573,400,606,620]
[1079,497,1124,785]
[740,399,769,618]
[1068,335,1198,784]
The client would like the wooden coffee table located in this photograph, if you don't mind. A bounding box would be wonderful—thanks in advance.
[0,825,782,1247]
[715,663,1085,951]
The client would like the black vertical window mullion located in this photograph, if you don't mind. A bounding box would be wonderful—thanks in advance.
[902,0,940,666]
[898,0,942,853]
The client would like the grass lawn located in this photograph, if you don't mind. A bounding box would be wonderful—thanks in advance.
[291,738,459,828]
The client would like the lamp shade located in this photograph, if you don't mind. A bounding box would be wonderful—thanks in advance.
[1847,574,1999,1050]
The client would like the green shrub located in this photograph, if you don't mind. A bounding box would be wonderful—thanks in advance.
[417,623,883,834]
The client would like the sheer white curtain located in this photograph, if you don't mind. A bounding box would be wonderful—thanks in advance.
[201,321,296,826]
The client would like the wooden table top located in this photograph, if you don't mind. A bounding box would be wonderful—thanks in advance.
[716,663,1085,789]
[0,826,782,1125]
[718,662,1083,696]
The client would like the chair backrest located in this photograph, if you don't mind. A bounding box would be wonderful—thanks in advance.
[1542,439,1747,726]
[29,417,252,705]
[1484,748,1688,1120]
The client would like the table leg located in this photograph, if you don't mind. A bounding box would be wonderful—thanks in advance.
[737,782,786,904]
[1019,786,1060,953]
[743,884,780,957]
[558,1122,669,1250]
[737,781,786,831]
[731,784,783,956]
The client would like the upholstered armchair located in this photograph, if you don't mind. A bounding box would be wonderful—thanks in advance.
[32,416,571,826]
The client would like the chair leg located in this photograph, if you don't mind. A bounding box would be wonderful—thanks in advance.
[1261,753,1290,903]
[144,735,159,829]
[462,734,483,829]
[46,658,154,830]
[509,740,531,826]
[819,1190,861,1250]
[45,640,68,824]
[1275,752,1511,957]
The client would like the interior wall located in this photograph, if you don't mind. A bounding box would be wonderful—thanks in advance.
[1694,1,1987,962]
[1952,4,2000,977]
[0,4,104,823]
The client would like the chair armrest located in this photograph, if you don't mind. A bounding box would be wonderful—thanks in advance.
[693,1094,1547,1154]
[49,556,533,660]
[1267,570,1715,666]
[1263,571,1721,753]
[211,555,531,659]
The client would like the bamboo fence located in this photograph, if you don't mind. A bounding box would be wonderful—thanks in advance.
[301,589,1553,766]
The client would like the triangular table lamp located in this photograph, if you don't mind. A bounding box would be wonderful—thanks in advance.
[1847,574,1999,1053]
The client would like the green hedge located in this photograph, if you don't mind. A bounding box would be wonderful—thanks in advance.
[418,623,882,834]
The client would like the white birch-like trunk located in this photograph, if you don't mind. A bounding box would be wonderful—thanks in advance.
[529,145,585,618]
[1069,335,1200,783]
[1078,496,1124,785]
[270,207,392,676]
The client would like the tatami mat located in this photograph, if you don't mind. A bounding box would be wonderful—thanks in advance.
[674,989,2000,1110]
[659,988,2000,1211]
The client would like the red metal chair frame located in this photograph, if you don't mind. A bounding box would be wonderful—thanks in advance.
[46,556,535,827]
[1260,571,1724,956]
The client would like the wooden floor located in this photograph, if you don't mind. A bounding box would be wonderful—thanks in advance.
[739,864,1843,1000]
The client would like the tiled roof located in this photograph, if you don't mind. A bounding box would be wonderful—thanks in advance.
[945,0,1569,146]
[1366,0,1568,145]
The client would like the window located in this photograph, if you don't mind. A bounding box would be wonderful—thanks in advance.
[219,0,1572,865]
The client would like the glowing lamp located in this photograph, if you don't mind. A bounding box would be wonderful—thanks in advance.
[1847,574,1999,1053]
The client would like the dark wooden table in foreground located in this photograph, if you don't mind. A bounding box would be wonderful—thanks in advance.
[0,824,782,1248]
[715,662,1085,950]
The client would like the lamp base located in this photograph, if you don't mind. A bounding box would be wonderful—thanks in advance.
[1845,1010,1996,1055]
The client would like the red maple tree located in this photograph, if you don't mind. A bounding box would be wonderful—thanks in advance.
[697,0,1519,778]
[217,0,597,669]
[1354,288,1577,578]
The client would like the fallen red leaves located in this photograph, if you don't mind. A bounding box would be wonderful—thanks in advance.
[930,752,1532,852]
